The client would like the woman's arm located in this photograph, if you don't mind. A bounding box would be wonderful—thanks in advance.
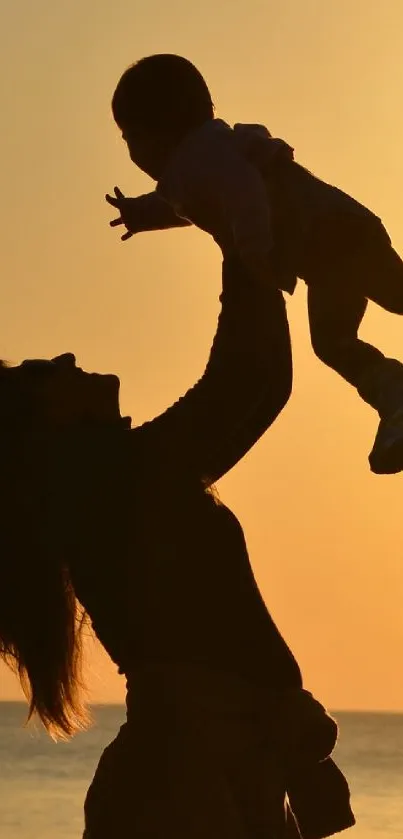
[132,255,292,485]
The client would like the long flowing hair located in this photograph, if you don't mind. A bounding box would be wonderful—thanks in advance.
[0,363,91,740]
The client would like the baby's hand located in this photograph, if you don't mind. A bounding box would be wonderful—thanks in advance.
[105,186,140,241]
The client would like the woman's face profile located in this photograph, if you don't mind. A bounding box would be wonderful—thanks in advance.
[17,352,123,428]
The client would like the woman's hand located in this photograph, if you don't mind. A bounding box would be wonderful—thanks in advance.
[105,186,139,241]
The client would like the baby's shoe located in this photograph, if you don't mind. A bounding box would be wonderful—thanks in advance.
[369,405,403,473]
[356,358,403,474]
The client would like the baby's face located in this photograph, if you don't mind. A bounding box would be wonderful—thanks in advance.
[122,125,169,181]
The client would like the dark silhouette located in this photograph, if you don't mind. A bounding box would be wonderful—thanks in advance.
[108,53,403,475]
[0,258,354,837]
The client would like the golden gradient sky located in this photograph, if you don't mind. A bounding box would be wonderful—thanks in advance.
[1,0,403,711]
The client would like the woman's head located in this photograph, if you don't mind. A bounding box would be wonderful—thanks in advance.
[0,352,128,739]
[112,54,215,179]
[0,352,125,430]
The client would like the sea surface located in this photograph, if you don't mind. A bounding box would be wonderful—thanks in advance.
[0,703,402,838]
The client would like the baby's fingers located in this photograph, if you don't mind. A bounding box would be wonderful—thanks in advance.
[106,187,125,206]
[121,230,134,241]
[106,193,121,208]
[110,217,124,227]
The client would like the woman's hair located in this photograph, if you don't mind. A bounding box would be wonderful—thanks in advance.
[0,361,90,740]
[112,53,215,138]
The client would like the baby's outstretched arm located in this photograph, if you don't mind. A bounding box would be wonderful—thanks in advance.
[106,187,192,241]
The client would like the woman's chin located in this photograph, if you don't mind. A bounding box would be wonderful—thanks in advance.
[89,374,122,423]
[91,372,120,385]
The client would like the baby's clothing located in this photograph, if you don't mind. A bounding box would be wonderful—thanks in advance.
[157,119,291,284]
[135,118,378,293]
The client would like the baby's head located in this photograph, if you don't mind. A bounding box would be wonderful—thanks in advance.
[112,54,214,179]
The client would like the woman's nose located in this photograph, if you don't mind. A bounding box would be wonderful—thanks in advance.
[52,353,76,367]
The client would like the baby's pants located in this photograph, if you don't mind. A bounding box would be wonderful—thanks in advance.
[302,215,403,412]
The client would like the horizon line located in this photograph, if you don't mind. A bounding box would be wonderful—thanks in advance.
[1,699,403,714]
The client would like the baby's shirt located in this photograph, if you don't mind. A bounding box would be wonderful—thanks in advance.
[129,120,378,291]
[155,119,293,284]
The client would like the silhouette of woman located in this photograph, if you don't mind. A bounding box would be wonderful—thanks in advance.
[0,256,354,838]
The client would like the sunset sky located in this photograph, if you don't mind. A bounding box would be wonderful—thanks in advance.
[1,0,403,712]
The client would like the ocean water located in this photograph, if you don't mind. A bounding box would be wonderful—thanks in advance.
[0,703,402,838]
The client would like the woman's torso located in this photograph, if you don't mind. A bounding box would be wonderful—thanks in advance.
[67,441,301,692]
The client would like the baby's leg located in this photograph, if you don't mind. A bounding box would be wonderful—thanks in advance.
[359,226,403,316]
[307,215,403,403]
[308,263,403,473]
[308,283,385,389]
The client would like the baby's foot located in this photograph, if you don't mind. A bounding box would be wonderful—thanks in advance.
[369,406,403,473]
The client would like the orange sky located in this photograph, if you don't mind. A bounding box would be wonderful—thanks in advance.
[1,0,403,711]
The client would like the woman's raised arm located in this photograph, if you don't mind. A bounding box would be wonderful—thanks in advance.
[132,256,292,485]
